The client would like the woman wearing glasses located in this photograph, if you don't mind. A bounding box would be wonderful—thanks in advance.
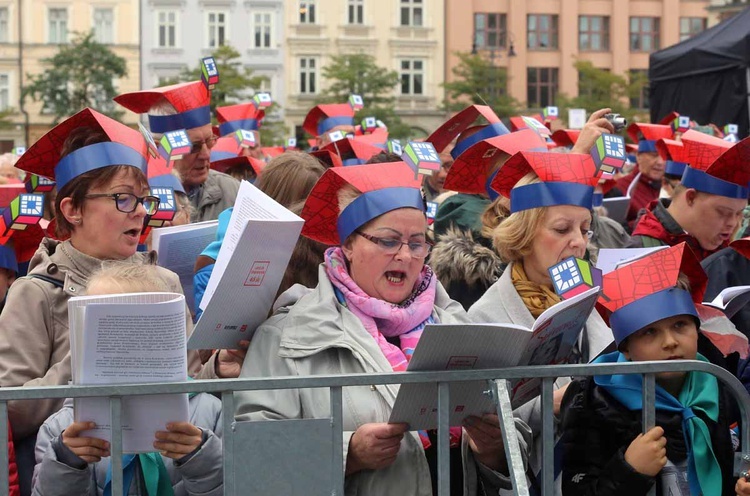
[0,109,212,485]
[235,161,531,496]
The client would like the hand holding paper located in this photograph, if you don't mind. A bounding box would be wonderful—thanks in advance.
[153,422,203,460]
[62,421,111,464]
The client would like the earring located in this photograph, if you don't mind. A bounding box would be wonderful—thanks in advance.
[73,219,81,224]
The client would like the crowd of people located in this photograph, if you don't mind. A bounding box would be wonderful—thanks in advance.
[0,65,747,496]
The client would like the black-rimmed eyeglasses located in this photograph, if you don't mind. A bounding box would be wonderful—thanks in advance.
[84,193,160,215]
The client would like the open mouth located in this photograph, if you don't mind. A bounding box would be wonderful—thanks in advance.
[385,271,406,284]
[123,228,141,238]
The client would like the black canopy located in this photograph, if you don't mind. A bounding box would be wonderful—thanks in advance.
[649,6,750,137]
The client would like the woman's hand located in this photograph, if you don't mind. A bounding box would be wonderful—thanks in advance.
[624,426,667,477]
[346,423,408,475]
[570,108,616,155]
[736,476,750,495]
[464,414,507,472]
[62,421,110,464]
[215,340,250,378]
[153,422,203,460]
[553,382,570,416]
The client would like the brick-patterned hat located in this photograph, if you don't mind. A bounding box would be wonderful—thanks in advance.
[425,105,509,159]
[679,130,750,199]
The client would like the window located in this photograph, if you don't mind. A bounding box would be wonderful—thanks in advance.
[400,0,423,27]
[206,11,227,48]
[348,0,363,25]
[299,57,317,95]
[474,13,506,49]
[527,14,558,50]
[93,8,114,44]
[527,67,558,108]
[630,17,660,52]
[156,10,177,48]
[48,8,68,44]
[400,59,424,96]
[629,69,649,109]
[299,1,316,24]
[253,12,272,48]
[579,16,609,51]
[680,17,706,41]
[0,73,8,111]
[0,8,9,43]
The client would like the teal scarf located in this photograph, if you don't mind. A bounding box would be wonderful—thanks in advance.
[103,453,174,496]
[593,352,721,496]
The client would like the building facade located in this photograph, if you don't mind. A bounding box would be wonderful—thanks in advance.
[284,0,446,138]
[141,0,286,123]
[445,0,711,117]
[0,0,140,149]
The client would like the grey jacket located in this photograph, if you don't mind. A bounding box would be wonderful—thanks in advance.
[235,266,532,496]
[0,239,210,440]
[189,170,239,223]
[32,395,223,496]
[468,262,615,487]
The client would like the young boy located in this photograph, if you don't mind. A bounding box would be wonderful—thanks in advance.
[32,263,223,496]
[560,243,748,496]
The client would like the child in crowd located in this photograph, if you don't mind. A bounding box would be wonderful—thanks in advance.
[560,244,747,496]
[32,263,223,496]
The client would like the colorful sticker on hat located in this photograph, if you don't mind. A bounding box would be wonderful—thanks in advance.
[234,129,257,149]
[543,106,558,120]
[724,124,739,136]
[12,146,25,156]
[591,134,626,175]
[387,139,403,155]
[253,92,272,109]
[724,134,739,143]
[159,130,191,161]
[24,175,55,194]
[138,122,159,158]
[426,201,438,221]
[549,257,602,300]
[360,116,377,133]
[521,116,551,136]
[201,57,220,90]
[349,94,364,111]
[286,137,297,148]
[0,193,44,239]
[671,115,691,134]
[148,186,176,227]
[402,141,441,179]
[328,130,345,143]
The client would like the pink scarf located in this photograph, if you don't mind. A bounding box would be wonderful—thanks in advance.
[324,247,436,371]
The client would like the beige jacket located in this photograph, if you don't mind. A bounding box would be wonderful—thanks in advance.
[0,239,210,440]
[235,266,532,496]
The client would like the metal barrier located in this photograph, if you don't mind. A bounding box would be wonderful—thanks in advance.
[0,359,748,496]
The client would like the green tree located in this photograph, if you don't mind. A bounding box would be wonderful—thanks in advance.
[316,53,412,140]
[442,52,520,117]
[23,31,127,122]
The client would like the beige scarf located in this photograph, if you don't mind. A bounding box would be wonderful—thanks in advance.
[511,262,561,319]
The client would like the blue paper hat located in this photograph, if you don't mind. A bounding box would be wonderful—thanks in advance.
[0,244,17,273]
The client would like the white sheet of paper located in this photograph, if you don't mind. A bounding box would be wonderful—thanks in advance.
[707,285,750,318]
[597,247,669,274]
[70,293,189,453]
[152,220,219,314]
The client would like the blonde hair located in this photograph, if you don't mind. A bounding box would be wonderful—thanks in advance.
[87,263,171,295]
[480,195,511,240]
[492,173,547,262]
[337,185,362,214]
[255,151,326,208]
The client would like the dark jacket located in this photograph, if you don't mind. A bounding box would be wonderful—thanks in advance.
[702,246,750,338]
[560,376,738,496]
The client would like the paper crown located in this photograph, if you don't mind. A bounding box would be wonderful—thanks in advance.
[679,131,750,199]
[679,129,732,170]
[261,146,285,159]
[353,127,389,148]
[0,244,17,273]
[444,129,547,197]
[215,102,266,136]
[598,243,705,345]
[303,103,356,137]
[147,153,184,194]
[114,80,211,134]
[210,151,265,176]
[656,138,689,177]
[425,105,508,158]
[490,151,600,213]
[550,129,580,148]
[320,137,383,166]
[301,161,424,245]
[509,114,545,132]
[0,221,46,270]
[626,123,673,153]
[658,111,680,126]
[14,108,149,191]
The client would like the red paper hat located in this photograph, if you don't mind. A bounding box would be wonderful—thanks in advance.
[303,104,355,137]
[15,108,149,191]
[309,149,344,168]
[321,138,383,166]
[425,105,507,156]
[114,81,211,134]
[551,129,580,148]
[659,111,681,126]
[354,128,389,147]
[216,102,265,136]
[626,123,673,153]
[680,132,750,199]
[444,129,547,196]
[656,138,689,177]
[679,129,732,171]
[210,155,265,176]
[490,151,600,213]
[598,243,705,345]
[5,223,45,265]
[262,146,285,159]
[301,161,423,245]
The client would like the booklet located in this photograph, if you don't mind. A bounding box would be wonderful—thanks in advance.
[704,285,750,319]
[602,197,630,225]
[68,292,189,453]
[389,286,600,430]
[151,220,219,315]
[597,246,669,274]
[188,180,304,350]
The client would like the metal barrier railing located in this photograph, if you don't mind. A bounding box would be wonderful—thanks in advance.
[0,360,747,496]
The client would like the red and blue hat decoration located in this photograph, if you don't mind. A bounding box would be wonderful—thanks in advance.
[303,103,356,137]
[320,136,383,166]
[490,151,601,213]
[301,161,424,245]
[114,80,212,134]
[680,131,750,200]
[425,105,509,160]
[14,108,149,192]
[216,101,267,136]
[656,138,688,178]
[626,122,673,154]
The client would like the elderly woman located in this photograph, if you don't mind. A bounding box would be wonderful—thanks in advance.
[468,151,615,489]
[235,161,531,495]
